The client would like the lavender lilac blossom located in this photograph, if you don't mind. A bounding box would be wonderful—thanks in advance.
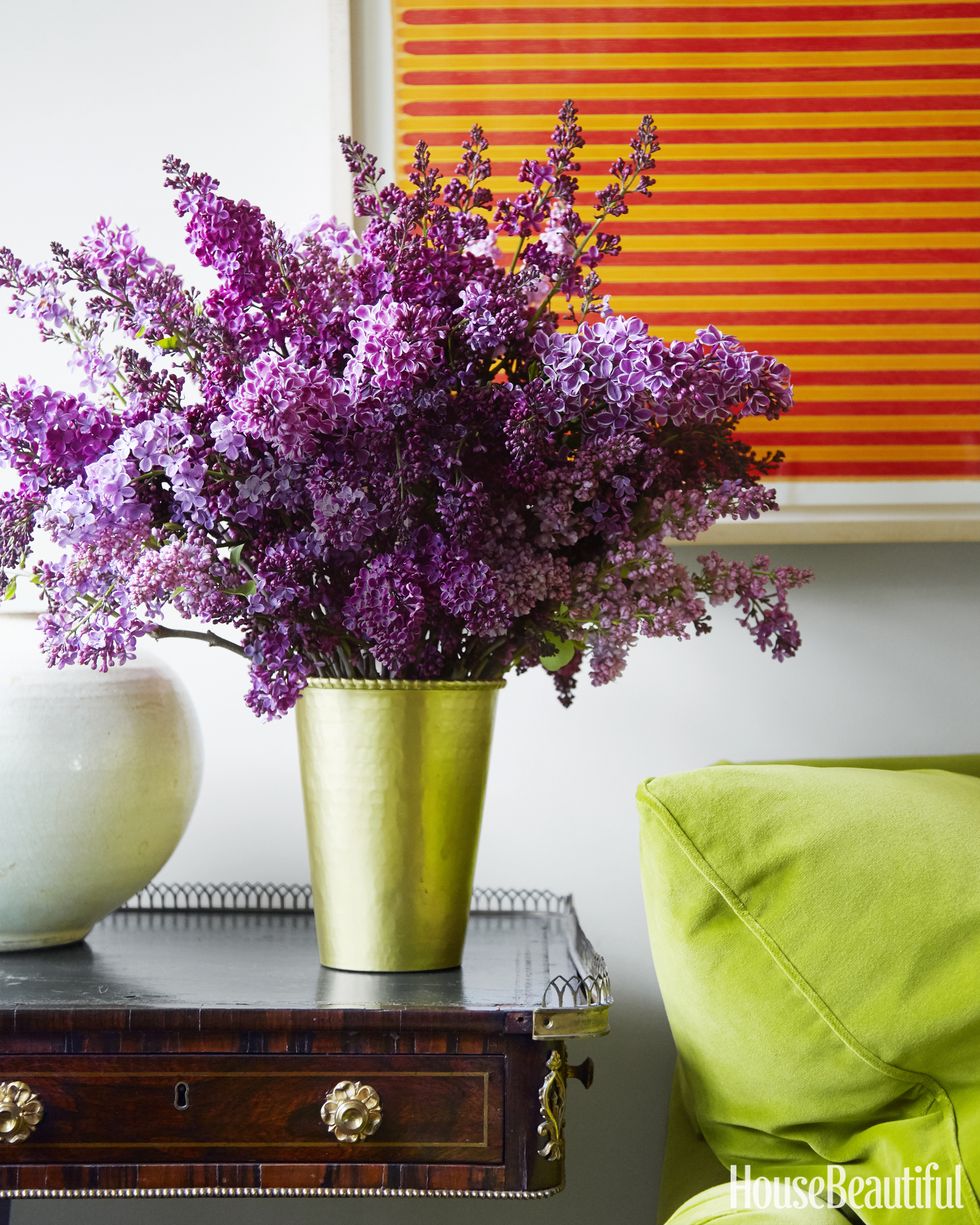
[0,103,810,716]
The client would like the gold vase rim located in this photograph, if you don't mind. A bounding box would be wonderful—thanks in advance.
[302,678,506,692]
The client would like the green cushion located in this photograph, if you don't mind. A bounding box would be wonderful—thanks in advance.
[727,754,980,779]
[638,763,980,1225]
[665,1182,845,1224]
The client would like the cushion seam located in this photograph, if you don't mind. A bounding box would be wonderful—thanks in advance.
[639,782,979,1221]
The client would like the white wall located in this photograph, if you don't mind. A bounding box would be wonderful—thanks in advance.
[2,4,979,1223]
[0,0,352,386]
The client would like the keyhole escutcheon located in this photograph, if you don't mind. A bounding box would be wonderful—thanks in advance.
[174,1081,190,1111]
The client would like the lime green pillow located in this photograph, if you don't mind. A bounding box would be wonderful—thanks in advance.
[637,764,980,1225]
[665,1182,845,1224]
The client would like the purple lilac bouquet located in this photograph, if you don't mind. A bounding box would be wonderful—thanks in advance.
[0,103,810,717]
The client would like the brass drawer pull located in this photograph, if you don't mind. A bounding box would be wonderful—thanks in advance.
[0,1080,44,1144]
[321,1080,382,1143]
[568,1057,595,1089]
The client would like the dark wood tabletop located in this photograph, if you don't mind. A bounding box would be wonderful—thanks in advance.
[0,885,609,1030]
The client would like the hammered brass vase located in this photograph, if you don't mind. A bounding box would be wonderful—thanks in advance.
[295,678,504,972]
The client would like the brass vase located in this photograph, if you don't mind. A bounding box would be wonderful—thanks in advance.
[295,678,504,972]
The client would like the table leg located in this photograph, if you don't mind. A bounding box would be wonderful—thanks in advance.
[0,1199,10,1225]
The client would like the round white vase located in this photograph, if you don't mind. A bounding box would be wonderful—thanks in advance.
[0,611,202,951]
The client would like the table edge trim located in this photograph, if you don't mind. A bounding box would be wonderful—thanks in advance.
[0,1185,562,1200]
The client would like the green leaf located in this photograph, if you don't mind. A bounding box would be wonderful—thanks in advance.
[226,579,256,597]
[3,576,17,602]
[228,543,245,566]
[135,325,146,339]
[540,634,576,673]
[155,335,181,351]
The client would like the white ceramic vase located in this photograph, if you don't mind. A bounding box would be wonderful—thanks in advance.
[0,611,202,950]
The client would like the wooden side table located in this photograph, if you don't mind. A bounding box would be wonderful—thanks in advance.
[0,884,609,1212]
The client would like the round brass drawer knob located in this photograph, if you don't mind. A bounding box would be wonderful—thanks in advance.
[321,1080,382,1143]
[0,1080,44,1145]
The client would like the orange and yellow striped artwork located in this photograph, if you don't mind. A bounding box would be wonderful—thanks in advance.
[392,0,980,496]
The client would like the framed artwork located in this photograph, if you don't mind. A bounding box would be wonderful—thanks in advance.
[391,0,980,541]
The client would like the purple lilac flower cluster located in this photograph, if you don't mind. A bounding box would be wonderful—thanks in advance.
[0,103,810,715]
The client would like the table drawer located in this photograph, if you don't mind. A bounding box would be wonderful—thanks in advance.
[0,1055,504,1164]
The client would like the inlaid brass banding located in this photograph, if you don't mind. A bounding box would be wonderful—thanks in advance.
[0,1186,562,1200]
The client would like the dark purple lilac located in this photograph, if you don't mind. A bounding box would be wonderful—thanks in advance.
[0,103,810,715]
